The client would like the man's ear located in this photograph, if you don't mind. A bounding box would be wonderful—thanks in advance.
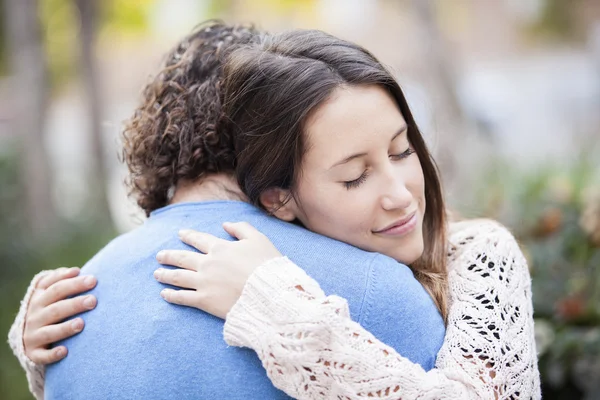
[259,188,298,222]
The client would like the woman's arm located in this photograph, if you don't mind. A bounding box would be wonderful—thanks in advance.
[222,257,475,399]
[156,221,540,399]
[8,268,98,400]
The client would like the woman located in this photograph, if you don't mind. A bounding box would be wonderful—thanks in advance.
[152,30,540,399]
[10,28,539,399]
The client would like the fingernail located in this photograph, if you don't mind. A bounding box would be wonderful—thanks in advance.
[83,296,96,309]
[84,276,95,287]
[153,269,163,280]
[156,251,165,262]
[55,347,66,357]
[71,319,83,332]
[160,289,170,300]
[178,229,192,238]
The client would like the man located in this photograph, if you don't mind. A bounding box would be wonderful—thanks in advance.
[18,22,445,399]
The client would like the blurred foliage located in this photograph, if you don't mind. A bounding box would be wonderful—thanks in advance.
[39,0,79,90]
[527,0,584,42]
[40,0,153,90]
[100,0,153,38]
[465,157,600,399]
[0,147,117,400]
[205,0,234,20]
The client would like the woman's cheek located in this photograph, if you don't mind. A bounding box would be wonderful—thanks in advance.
[344,191,374,230]
[301,185,341,226]
[408,158,426,199]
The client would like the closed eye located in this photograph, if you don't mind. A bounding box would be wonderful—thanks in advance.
[343,171,369,189]
[390,147,415,160]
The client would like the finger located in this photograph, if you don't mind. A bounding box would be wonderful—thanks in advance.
[28,317,84,349]
[39,275,97,308]
[37,267,80,290]
[156,250,203,271]
[160,288,199,308]
[28,346,69,365]
[222,221,263,240]
[154,268,199,290]
[36,295,97,326]
[177,230,226,253]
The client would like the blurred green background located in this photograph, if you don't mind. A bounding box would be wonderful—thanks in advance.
[1,0,599,399]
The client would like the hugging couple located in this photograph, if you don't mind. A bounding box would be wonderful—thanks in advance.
[9,21,540,399]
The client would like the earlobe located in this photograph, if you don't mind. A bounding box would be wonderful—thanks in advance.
[259,188,297,222]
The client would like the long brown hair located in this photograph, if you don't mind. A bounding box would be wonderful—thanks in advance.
[222,30,449,321]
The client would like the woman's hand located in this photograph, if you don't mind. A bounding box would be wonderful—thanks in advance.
[24,267,97,364]
[154,222,282,319]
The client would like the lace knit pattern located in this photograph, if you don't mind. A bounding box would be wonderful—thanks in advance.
[224,220,541,399]
[8,270,49,400]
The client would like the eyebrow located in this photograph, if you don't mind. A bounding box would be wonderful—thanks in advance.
[328,124,408,170]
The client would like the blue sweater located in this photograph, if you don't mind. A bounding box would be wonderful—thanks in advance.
[46,201,445,399]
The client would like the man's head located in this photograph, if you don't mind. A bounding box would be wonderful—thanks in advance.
[122,21,260,216]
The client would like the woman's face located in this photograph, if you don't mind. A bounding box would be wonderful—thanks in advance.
[287,84,426,265]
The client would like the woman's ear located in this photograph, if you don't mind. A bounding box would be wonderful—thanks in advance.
[259,188,298,221]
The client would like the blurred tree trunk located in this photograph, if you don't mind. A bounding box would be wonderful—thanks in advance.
[409,0,465,119]
[4,0,58,238]
[408,0,471,187]
[74,0,112,225]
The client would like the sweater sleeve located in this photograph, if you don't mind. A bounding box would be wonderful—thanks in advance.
[223,221,541,399]
[7,270,49,400]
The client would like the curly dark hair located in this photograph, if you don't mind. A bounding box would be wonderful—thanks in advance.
[121,21,259,215]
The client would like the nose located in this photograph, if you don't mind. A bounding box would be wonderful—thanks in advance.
[380,168,412,211]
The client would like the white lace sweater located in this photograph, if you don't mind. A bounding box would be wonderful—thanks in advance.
[8,220,541,399]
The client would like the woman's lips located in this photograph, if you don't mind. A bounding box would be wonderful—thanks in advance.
[374,212,417,237]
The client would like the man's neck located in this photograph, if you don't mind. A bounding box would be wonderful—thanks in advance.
[170,173,248,204]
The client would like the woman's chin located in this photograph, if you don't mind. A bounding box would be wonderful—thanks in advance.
[387,239,424,266]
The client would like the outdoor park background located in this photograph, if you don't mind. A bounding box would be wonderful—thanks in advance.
[1,0,599,398]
